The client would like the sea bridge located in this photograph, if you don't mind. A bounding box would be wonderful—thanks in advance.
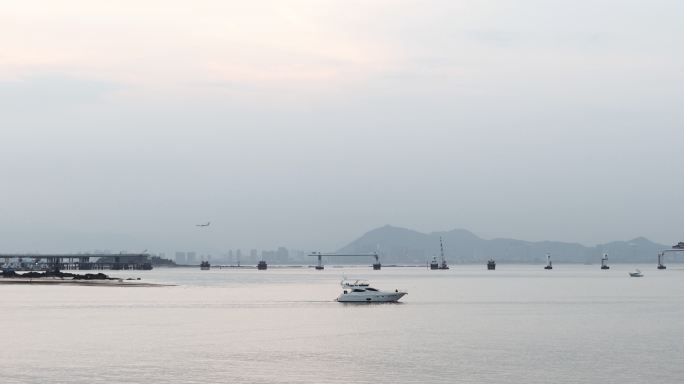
[308,252,381,270]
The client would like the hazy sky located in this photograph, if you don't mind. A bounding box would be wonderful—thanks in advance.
[1,1,683,254]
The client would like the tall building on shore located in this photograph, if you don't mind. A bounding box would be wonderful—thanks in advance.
[276,247,289,262]
[250,249,257,262]
[262,250,276,261]
[175,252,186,263]
[288,250,306,262]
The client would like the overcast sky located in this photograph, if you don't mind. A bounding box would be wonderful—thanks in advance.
[1,0,683,254]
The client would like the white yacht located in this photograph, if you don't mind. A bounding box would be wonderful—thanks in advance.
[629,269,643,277]
[336,278,407,303]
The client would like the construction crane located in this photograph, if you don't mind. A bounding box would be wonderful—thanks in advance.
[439,237,449,269]
[136,249,148,264]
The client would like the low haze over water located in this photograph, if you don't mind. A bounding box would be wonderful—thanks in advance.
[2,265,683,383]
[3,2,683,383]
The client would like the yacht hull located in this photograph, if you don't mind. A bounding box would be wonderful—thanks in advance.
[337,292,407,302]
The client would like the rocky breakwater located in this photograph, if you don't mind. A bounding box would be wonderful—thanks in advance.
[2,270,112,280]
[0,270,170,286]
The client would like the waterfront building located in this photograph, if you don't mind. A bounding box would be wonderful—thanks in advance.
[289,250,305,262]
[262,250,276,261]
[276,247,289,262]
[175,252,186,263]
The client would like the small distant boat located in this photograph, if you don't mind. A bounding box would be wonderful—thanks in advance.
[544,253,553,270]
[487,260,496,270]
[672,242,684,249]
[429,256,439,270]
[257,260,267,270]
[629,269,643,277]
[601,253,609,270]
[336,278,407,302]
[200,261,210,270]
[428,237,449,270]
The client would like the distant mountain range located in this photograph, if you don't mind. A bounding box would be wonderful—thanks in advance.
[1,222,677,264]
[336,225,673,263]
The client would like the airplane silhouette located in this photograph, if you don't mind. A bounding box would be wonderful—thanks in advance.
[196,222,210,227]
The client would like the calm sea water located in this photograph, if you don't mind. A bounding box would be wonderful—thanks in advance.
[2,264,683,384]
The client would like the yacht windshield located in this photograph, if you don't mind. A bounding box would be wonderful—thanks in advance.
[352,289,366,292]
[366,288,378,291]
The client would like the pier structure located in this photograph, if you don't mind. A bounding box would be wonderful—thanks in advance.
[657,248,684,270]
[308,252,382,270]
[1,254,153,271]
